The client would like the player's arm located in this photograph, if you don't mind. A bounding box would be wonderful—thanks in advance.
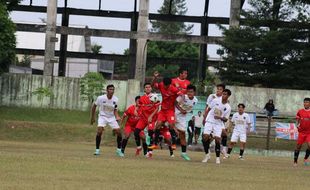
[151,71,160,89]
[148,103,159,123]
[120,110,129,126]
[90,104,97,125]
[114,104,121,121]
[296,111,301,128]
[175,96,187,114]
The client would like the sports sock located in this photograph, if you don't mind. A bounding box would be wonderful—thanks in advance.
[181,145,186,153]
[96,135,101,149]
[121,138,128,153]
[227,147,233,154]
[202,139,210,154]
[134,128,142,147]
[142,142,148,155]
[294,150,300,163]
[116,135,122,149]
[170,129,177,145]
[240,149,244,156]
[153,129,160,145]
[305,149,310,160]
[215,142,221,157]
[169,146,174,156]
[148,130,154,145]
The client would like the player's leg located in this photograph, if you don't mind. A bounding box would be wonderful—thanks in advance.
[140,131,148,156]
[214,126,223,164]
[112,125,123,157]
[162,128,174,157]
[294,133,306,165]
[121,125,132,154]
[94,116,106,155]
[134,119,147,155]
[304,136,310,166]
[221,128,228,157]
[176,118,190,161]
[149,112,165,149]
[227,131,239,157]
[239,133,247,160]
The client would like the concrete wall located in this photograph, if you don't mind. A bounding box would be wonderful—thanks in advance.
[0,73,140,111]
[226,85,310,116]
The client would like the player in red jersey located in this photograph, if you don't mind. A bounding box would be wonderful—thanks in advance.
[294,97,310,166]
[134,83,160,156]
[149,72,182,150]
[171,67,191,94]
[120,96,145,155]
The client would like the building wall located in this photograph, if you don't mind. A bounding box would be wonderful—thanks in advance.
[0,74,140,111]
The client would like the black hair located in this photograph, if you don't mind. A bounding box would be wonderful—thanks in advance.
[106,84,115,90]
[304,98,310,102]
[238,103,245,108]
[178,67,188,74]
[223,89,231,96]
[216,84,226,89]
[135,96,140,101]
[163,77,172,86]
[144,83,151,87]
[187,84,196,92]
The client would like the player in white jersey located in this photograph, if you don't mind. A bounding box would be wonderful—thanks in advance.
[227,104,251,160]
[202,89,231,164]
[91,84,123,157]
[175,85,198,161]
[205,84,229,157]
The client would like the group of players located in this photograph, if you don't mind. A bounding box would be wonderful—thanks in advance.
[90,67,310,166]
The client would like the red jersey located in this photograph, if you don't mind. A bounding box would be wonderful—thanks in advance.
[172,77,190,93]
[154,82,180,111]
[296,108,310,134]
[138,94,159,119]
[124,104,140,126]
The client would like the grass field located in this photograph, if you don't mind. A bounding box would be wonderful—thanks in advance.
[0,140,309,190]
[1,106,309,190]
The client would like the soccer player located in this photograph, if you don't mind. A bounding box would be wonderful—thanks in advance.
[172,67,191,93]
[175,85,198,161]
[149,72,181,150]
[133,83,159,157]
[227,103,251,160]
[120,96,145,155]
[205,84,229,157]
[293,97,310,166]
[91,84,123,157]
[202,89,232,164]
[194,111,203,144]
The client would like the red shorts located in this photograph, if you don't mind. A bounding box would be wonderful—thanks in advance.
[136,115,157,131]
[157,110,175,124]
[124,124,144,136]
[297,132,310,145]
[160,127,171,140]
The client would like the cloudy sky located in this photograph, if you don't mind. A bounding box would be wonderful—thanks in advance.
[10,0,250,58]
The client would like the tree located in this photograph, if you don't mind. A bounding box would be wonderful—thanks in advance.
[0,1,18,73]
[146,0,199,79]
[218,0,310,89]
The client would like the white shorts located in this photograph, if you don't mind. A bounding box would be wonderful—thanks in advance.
[98,116,120,129]
[203,122,223,138]
[231,130,247,142]
[175,115,186,132]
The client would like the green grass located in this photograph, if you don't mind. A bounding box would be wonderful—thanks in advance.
[0,140,309,190]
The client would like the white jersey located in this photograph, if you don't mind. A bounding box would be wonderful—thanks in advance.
[231,112,251,133]
[206,93,222,106]
[175,95,198,116]
[194,115,204,128]
[95,94,118,119]
[205,98,231,126]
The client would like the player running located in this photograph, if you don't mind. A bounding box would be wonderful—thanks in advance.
[175,85,198,161]
[202,89,232,164]
[227,103,251,160]
[133,83,160,157]
[91,84,123,157]
[294,97,310,166]
[120,96,145,155]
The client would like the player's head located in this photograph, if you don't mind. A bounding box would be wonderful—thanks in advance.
[106,84,115,96]
[144,83,152,94]
[135,96,140,105]
[198,111,202,116]
[222,89,231,101]
[192,116,195,120]
[186,84,196,99]
[178,67,188,80]
[216,84,225,96]
[268,99,273,104]
[163,77,172,87]
[238,103,245,113]
[304,98,310,109]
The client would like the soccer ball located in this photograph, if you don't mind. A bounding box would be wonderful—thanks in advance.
[149,93,159,103]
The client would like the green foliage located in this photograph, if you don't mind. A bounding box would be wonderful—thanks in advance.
[32,87,53,102]
[91,44,102,54]
[80,72,105,103]
[0,2,17,74]
[218,0,310,89]
[146,64,179,78]
[191,70,221,96]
